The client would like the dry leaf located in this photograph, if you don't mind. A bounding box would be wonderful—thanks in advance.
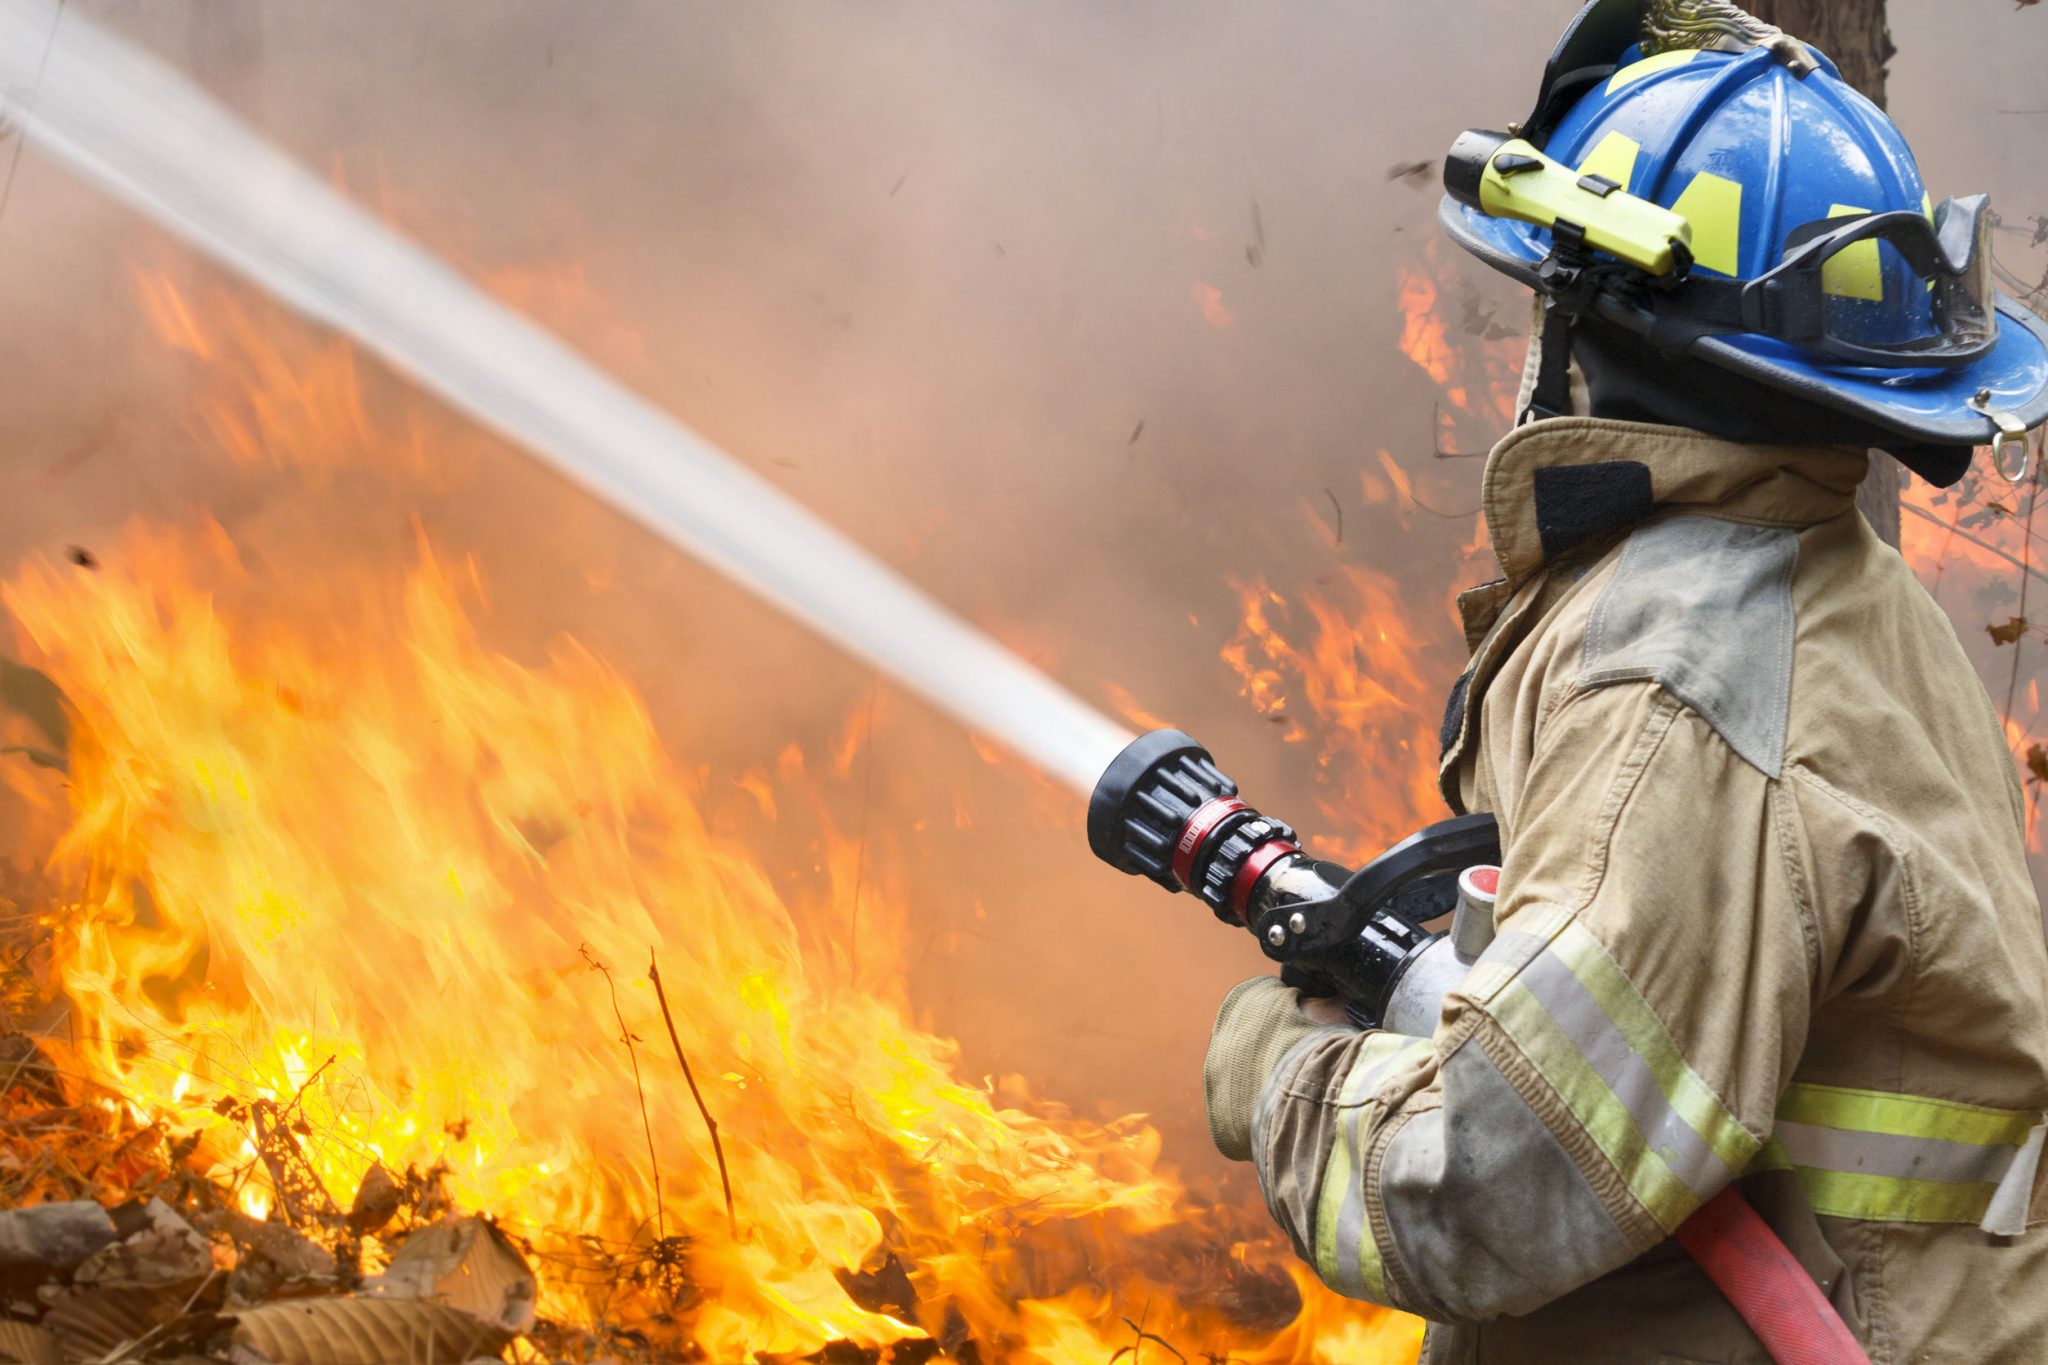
[345,1166,400,1237]
[369,1217,534,1334]
[43,1283,190,1359]
[74,1200,211,1290]
[229,1296,511,1365]
[220,1213,337,1307]
[2027,744,2048,787]
[0,1203,115,1285]
[0,1320,60,1365]
[1990,617,2031,646]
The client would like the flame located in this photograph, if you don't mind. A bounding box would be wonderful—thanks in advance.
[0,268,1421,1360]
[1220,565,1449,864]
[1396,245,1528,452]
[1396,271,1460,401]
[1193,281,1237,329]
[1900,465,2048,857]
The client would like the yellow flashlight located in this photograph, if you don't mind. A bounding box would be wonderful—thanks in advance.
[1444,130,1694,278]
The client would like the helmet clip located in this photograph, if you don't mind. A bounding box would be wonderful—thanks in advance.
[1971,391,2038,486]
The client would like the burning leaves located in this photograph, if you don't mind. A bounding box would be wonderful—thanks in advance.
[0,518,1412,1361]
[0,1030,541,1365]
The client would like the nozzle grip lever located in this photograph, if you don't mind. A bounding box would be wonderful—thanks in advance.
[1247,813,1504,959]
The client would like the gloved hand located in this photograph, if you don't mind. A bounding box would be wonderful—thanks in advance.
[1203,976,1353,1161]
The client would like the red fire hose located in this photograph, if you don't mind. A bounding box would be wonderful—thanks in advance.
[1674,1188,1871,1364]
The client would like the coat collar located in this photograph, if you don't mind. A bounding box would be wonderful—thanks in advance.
[1480,417,1870,587]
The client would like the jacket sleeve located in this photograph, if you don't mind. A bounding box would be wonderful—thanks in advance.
[1204,680,1816,1323]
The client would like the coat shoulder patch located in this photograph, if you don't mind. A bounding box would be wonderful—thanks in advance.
[1578,515,1797,778]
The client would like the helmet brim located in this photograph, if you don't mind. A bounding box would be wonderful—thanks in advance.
[1439,195,2048,458]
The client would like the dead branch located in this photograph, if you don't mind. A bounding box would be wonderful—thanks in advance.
[581,946,666,1245]
[648,952,738,1242]
[1902,503,2048,587]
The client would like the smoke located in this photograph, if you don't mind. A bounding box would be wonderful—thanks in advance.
[0,0,2043,1187]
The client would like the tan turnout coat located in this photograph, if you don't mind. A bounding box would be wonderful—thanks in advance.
[1211,417,2048,1363]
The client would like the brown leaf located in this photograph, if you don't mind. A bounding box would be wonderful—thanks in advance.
[345,1166,400,1237]
[218,1213,337,1307]
[0,1203,115,1286]
[2027,744,2048,787]
[43,1283,191,1360]
[74,1200,212,1291]
[228,1296,511,1365]
[369,1217,534,1334]
[1990,617,2031,646]
[0,1320,60,1365]
[1385,159,1434,188]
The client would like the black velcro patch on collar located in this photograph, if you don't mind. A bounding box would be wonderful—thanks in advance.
[1438,669,1472,760]
[1532,460,1655,562]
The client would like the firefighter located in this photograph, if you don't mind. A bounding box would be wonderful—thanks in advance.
[1201,1,2048,1359]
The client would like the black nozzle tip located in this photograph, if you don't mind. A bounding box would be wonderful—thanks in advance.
[1443,129,1513,211]
[1087,729,1209,868]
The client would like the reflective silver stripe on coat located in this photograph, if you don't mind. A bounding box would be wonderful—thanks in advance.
[1316,1034,1432,1300]
[1518,950,1737,1202]
[1774,1119,2021,1187]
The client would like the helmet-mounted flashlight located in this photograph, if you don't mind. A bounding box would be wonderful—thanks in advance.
[1443,130,1694,280]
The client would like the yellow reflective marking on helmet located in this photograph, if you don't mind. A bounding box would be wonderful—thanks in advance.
[1607,48,1701,94]
[1576,133,1643,193]
[1923,192,1935,223]
[1670,173,1743,276]
[1821,203,1885,302]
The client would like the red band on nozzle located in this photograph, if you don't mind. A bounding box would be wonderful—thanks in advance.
[1230,839,1302,923]
[1173,796,1249,892]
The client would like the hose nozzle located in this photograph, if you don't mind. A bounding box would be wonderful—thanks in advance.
[1087,729,1301,924]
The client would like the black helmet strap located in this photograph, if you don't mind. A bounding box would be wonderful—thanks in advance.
[1525,300,1579,424]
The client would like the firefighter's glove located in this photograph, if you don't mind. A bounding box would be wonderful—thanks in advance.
[1204,976,1348,1162]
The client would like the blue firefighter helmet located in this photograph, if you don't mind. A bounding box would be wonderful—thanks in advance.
[1440,0,2048,486]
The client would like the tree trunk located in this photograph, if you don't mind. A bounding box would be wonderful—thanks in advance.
[1746,0,1895,105]
[1747,0,1904,547]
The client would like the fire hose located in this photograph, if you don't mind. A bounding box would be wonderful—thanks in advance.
[1088,729,1872,1365]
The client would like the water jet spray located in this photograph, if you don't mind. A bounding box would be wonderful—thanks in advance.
[0,0,1129,796]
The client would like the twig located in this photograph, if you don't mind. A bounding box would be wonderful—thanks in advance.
[581,946,665,1244]
[1323,488,1344,546]
[648,952,738,1241]
[278,1054,337,1126]
[1430,401,1487,460]
[2005,465,2043,726]
[1902,503,2048,587]
[104,1268,220,1363]
[850,680,881,982]
[1110,1315,1187,1365]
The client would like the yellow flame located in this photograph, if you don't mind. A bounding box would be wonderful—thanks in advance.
[0,269,1419,1361]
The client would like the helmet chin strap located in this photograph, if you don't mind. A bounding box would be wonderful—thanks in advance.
[1518,297,1587,426]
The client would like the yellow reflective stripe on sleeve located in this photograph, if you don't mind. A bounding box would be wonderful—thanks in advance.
[1484,917,1760,1232]
[1750,1083,2042,1225]
[1547,924,1759,1173]
[1312,1033,1428,1302]
[1777,1082,2038,1148]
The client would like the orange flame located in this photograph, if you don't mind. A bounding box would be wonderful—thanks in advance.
[1220,565,1449,863]
[0,268,1424,1361]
